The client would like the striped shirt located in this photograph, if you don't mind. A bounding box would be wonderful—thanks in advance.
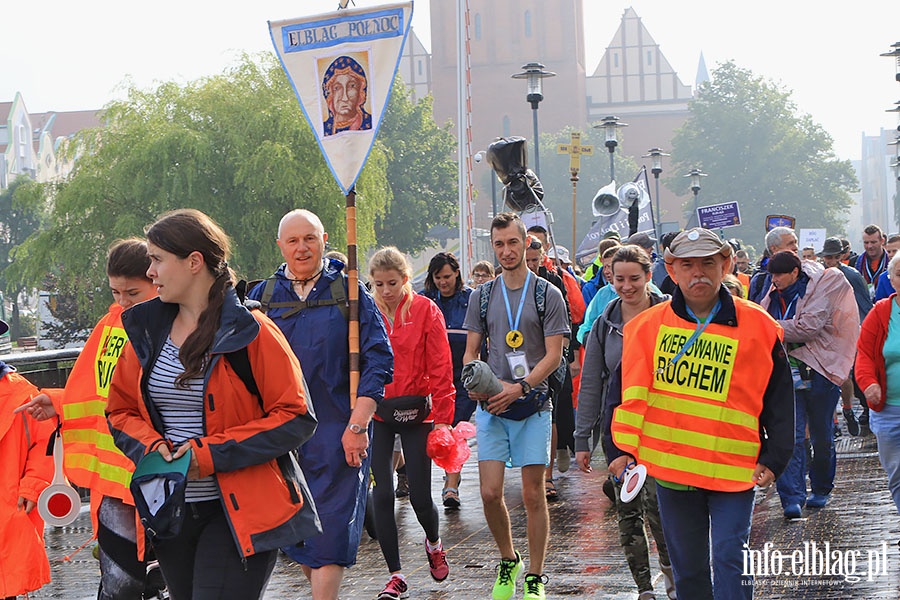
[147,338,219,502]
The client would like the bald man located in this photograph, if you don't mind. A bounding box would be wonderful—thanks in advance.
[248,209,393,600]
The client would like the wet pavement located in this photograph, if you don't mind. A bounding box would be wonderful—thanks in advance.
[36,422,900,599]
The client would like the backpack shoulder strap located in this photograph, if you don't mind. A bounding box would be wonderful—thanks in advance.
[533,277,548,328]
[331,275,350,321]
[225,347,260,401]
[260,277,277,313]
[479,279,494,338]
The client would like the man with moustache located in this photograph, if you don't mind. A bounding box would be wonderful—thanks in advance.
[611,228,794,599]
[248,209,393,600]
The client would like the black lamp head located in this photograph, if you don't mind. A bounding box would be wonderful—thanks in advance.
[486,137,544,212]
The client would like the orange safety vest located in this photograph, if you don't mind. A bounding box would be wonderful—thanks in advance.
[50,304,135,503]
[611,298,782,492]
[736,272,750,299]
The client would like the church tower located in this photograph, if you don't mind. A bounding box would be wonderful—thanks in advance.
[429,0,587,228]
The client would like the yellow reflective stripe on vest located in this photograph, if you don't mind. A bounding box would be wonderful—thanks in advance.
[638,445,755,484]
[613,431,640,450]
[639,421,759,457]
[648,392,758,430]
[622,385,648,402]
[65,453,133,486]
[62,399,107,420]
[63,428,124,455]
[621,386,758,431]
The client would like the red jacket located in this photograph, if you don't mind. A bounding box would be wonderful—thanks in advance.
[107,291,320,557]
[855,294,895,411]
[0,371,53,597]
[378,294,455,425]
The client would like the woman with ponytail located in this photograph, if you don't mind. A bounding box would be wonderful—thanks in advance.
[106,209,319,599]
[368,247,454,599]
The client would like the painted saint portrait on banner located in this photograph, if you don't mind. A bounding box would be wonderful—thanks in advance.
[320,54,373,136]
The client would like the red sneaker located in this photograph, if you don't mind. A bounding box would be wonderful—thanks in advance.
[377,574,409,599]
[426,538,450,582]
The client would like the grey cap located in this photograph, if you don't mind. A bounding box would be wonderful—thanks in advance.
[817,237,843,257]
[625,232,656,249]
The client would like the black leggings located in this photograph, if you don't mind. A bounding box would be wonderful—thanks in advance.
[371,420,440,573]
[152,500,277,600]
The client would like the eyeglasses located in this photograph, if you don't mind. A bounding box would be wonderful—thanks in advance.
[472,272,491,281]
[528,240,543,250]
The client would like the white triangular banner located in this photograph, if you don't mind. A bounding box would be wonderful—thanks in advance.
[269,2,413,194]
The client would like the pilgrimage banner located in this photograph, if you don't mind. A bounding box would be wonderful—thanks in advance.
[269,2,413,194]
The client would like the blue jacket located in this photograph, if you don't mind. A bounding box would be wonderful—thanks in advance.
[581,270,606,307]
[247,259,393,422]
[841,263,874,319]
[421,287,472,398]
[874,270,894,304]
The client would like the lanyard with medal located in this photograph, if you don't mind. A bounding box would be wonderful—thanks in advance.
[864,254,885,298]
[500,270,531,381]
[655,299,722,376]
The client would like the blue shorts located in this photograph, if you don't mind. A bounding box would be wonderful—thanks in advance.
[475,406,551,468]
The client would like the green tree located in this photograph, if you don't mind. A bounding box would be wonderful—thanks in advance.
[0,178,45,339]
[10,54,393,329]
[668,61,857,244]
[375,77,458,253]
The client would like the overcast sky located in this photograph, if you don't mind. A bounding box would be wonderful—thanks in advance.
[4,0,897,160]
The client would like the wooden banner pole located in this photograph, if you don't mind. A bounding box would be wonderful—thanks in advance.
[346,188,360,409]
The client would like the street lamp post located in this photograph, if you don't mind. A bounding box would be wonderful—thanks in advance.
[595,116,628,181]
[881,42,900,83]
[684,167,708,228]
[511,62,556,177]
[643,147,670,251]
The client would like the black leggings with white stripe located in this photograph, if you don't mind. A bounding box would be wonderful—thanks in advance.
[371,420,440,573]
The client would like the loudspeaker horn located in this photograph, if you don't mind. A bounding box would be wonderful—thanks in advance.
[617,182,649,210]
[592,180,619,217]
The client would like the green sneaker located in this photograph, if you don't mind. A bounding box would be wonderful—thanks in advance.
[523,573,548,599]
[492,551,523,600]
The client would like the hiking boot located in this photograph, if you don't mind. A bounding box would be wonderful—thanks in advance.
[395,473,409,498]
[603,476,617,503]
[492,551,523,600]
[844,408,860,436]
[523,573,548,599]
[377,574,409,600]
[426,538,449,582]
[557,449,571,473]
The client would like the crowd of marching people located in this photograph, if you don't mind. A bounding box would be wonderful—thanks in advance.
[4,207,900,600]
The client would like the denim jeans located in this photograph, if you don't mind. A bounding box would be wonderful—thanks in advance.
[656,485,755,600]
[775,369,839,507]
[870,403,900,514]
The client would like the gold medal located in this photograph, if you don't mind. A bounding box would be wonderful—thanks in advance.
[506,329,524,349]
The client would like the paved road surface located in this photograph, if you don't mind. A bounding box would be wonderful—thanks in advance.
[38,426,900,599]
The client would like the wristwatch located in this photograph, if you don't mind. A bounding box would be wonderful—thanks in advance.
[520,380,533,396]
[347,423,366,434]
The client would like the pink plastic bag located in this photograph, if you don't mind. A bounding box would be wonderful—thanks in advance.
[427,422,476,472]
